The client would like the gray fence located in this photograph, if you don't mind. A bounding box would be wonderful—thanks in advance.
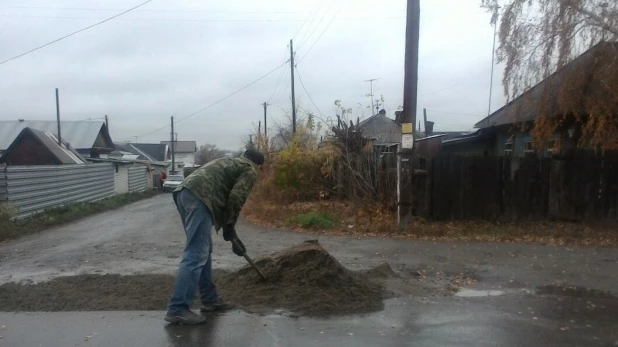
[0,165,7,201]
[128,166,148,192]
[0,164,115,219]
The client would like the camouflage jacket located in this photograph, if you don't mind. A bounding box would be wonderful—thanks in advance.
[175,156,257,231]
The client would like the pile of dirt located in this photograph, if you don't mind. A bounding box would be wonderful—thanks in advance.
[0,241,385,316]
[215,240,384,316]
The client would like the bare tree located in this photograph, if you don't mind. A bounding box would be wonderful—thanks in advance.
[194,144,228,165]
[482,0,618,149]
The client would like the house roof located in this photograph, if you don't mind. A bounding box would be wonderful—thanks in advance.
[359,113,425,140]
[113,143,168,162]
[475,42,618,129]
[160,140,196,153]
[0,120,112,150]
[132,143,167,161]
[0,127,86,164]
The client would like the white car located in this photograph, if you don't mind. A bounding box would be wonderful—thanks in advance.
[162,175,184,192]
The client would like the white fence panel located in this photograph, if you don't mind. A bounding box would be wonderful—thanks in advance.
[128,166,148,192]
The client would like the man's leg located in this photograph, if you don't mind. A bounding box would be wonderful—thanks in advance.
[165,189,211,324]
[199,234,236,312]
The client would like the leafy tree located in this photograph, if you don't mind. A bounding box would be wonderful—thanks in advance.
[482,0,618,149]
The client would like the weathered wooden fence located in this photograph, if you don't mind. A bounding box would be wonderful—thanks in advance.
[421,153,618,221]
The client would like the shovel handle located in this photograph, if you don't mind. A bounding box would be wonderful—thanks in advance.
[232,239,266,280]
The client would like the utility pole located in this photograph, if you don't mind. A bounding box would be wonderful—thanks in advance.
[364,79,379,115]
[262,102,268,151]
[170,116,175,174]
[258,121,262,151]
[55,88,61,145]
[398,0,420,231]
[488,10,499,116]
[290,39,297,134]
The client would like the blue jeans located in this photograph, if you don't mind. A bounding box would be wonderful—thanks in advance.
[168,188,219,313]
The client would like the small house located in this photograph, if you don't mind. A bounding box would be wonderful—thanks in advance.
[0,127,85,165]
[0,120,114,158]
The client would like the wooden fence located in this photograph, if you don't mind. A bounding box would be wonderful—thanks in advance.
[419,153,618,221]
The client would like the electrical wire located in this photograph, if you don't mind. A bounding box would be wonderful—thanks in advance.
[135,61,288,140]
[296,6,331,50]
[0,0,153,65]
[0,13,404,23]
[297,6,342,64]
[297,2,322,48]
[291,3,319,41]
[295,66,328,124]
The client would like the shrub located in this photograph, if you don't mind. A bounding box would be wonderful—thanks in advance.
[288,212,339,229]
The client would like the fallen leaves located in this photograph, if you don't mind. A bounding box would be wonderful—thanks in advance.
[244,201,618,246]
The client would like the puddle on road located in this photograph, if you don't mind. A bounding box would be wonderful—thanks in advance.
[455,289,505,297]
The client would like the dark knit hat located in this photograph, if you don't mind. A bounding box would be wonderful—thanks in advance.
[243,148,265,166]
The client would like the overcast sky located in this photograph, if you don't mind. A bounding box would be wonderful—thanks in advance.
[0,0,505,150]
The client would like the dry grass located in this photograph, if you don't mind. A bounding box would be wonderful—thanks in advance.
[244,198,618,247]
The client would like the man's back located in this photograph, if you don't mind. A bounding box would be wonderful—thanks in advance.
[177,156,257,230]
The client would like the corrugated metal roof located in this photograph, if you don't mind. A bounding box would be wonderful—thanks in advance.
[161,141,196,153]
[0,127,85,164]
[0,120,106,150]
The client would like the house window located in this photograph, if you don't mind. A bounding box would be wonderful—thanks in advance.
[547,137,560,156]
[523,140,534,155]
[504,136,514,156]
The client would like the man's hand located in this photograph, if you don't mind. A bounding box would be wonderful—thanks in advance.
[231,237,246,257]
[222,224,236,241]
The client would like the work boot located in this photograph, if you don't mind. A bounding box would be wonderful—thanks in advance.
[200,297,236,312]
[164,309,207,325]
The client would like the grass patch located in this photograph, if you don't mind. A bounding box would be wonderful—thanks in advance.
[0,190,160,243]
[288,212,339,229]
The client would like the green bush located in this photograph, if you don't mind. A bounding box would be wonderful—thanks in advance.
[288,212,339,229]
[273,137,334,200]
[0,202,15,222]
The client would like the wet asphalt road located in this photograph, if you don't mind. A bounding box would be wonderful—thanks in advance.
[0,194,617,346]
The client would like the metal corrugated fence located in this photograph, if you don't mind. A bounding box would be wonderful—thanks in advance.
[0,165,7,201]
[128,166,148,192]
[5,164,115,219]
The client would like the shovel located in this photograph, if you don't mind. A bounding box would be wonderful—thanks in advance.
[232,238,266,280]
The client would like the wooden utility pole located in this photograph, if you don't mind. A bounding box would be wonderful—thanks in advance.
[398,0,420,230]
[262,102,268,151]
[258,121,262,151]
[55,88,61,145]
[170,116,175,174]
[290,39,297,134]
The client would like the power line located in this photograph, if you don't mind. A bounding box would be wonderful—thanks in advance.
[267,45,291,103]
[297,3,322,48]
[297,6,342,64]
[295,66,327,120]
[0,0,153,65]
[135,61,288,140]
[296,6,331,50]
[291,4,319,41]
[0,13,404,23]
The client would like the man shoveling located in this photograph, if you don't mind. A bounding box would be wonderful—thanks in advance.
[165,149,264,325]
